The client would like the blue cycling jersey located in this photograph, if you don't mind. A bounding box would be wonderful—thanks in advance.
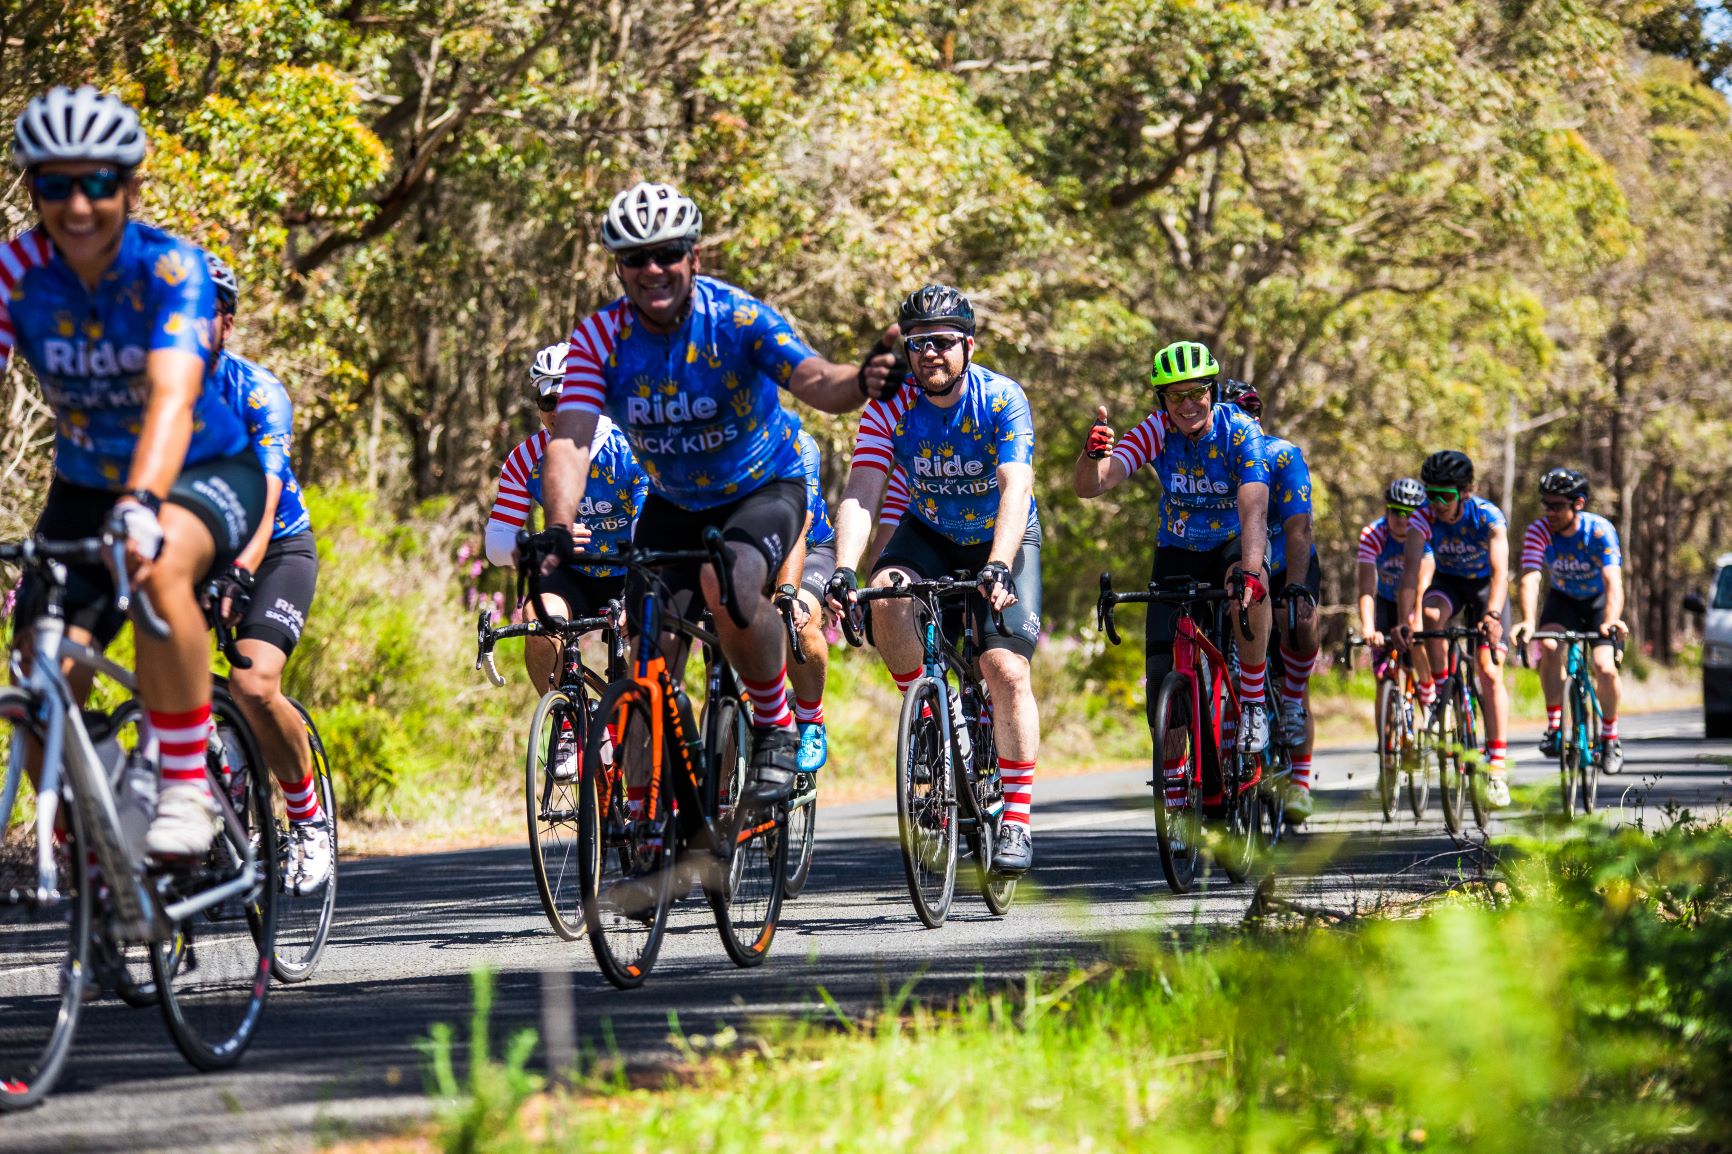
[0,222,248,489]
[560,277,816,511]
[850,364,1038,548]
[1411,495,1506,580]
[215,350,310,540]
[1358,516,1432,602]
[1111,402,1269,550]
[1521,511,1621,599]
[487,421,648,578]
[1263,436,1315,574]
[797,430,835,548]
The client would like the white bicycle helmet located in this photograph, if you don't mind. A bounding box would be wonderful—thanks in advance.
[206,253,239,309]
[530,342,569,396]
[12,85,147,170]
[599,182,702,252]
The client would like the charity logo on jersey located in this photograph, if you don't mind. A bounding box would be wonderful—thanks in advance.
[153,250,196,287]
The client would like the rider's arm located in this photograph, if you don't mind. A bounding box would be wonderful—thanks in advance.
[1282,511,1312,586]
[234,367,295,572]
[543,410,599,528]
[1485,521,1510,616]
[485,441,537,566]
[1397,525,1429,630]
[785,322,900,412]
[1076,409,1153,498]
[1356,562,1378,636]
[864,467,909,572]
[236,477,280,573]
[1075,448,1128,497]
[989,463,1035,569]
[832,463,889,573]
[1236,481,1270,576]
[1602,564,1625,630]
[1517,569,1542,630]
[127,349,207,502]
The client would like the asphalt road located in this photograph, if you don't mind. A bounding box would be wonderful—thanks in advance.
[7,708,1728,1153]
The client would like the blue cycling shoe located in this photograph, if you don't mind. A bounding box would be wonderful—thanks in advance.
[797,721,828,774]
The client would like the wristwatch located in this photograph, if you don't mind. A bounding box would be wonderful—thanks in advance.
[122,488,162,514]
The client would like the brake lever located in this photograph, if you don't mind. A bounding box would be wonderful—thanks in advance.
[1096,573,1121,646]
[774,583,806,665]
[475,608,506,687]
[105,532,171,641]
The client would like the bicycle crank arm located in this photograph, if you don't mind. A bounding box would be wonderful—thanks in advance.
[159,863,260,924]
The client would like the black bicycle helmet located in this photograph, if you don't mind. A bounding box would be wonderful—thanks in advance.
[898,283,975,335]
[1219,378,1261,416]
[1386,477,1426,507]
[1420,450,1474,488]
[1538,466,1589,501]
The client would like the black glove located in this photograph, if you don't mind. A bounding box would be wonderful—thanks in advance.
[826,566,859,606]
[534,525,578,565]
[857,337,909,399]
[1280,582,1317,606]
[210,565,255,622]
[977,560,1013,597]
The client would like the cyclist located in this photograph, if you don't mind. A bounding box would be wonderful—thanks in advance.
[1395,449,1513,807]
[827,284,1041,874]
[3,86,265,857]
[485,342,647,781]
[542,182,899,804]
[1220,381,1319,818]
[205,254,331,894]
[1076,339,1273,822]
[1510,467,1626,773]
[1356,478,1435,701]
[785,429,836,773]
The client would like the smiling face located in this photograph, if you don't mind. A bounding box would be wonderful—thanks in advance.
[615,243,698,332]
[30,161,135,276]
[1542,494,1583,533]
[906,323,972,399]
[1159,378,1215,438]
[1426,486,1466,523]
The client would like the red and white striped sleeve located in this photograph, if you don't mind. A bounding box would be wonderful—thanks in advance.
[1357,522,1385,564]
[850,387,911,475]
[880,464,910,528]
[1407,506,1434,543]
[558,303,628,414]
[487,431,547,530]
[0,230,54,376]
[1110,411,1168,479]
[1520,520,1551,573]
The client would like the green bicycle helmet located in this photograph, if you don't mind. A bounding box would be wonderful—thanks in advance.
[1149,340,1220,390]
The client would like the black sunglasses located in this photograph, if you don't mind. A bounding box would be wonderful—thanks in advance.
[904,333,968,356]
[535,392,561,412]
[31,168,126,203]
[1540,498,1573,511]
[617,243,693,270]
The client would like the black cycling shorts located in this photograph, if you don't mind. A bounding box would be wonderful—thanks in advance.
[1539,588,1614,647]
[873,515,1043,661]
[628,478,805,623]
[1143,538,1271,724]
[237,531,319,657]
[529,565,627,623]
[16,455,266,648]
[800,541,837,604]
[1373,595,1400,637]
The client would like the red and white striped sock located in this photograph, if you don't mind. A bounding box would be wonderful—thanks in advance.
[1417,678,1436,707]
[152,705,212,796]
[1291,756,1313,791]
[1000,758,1035,826]
[1546,705,1562,731]
[281,772,321,823]
[891,667,933,719]
[1488,739,1507,772]
[1432,674,1450,700]
[1602,716,1618,741]
[1280,646,1317,706]
[794,696,825,726]
[1163,753,1188,809]
[1238,660,1267,707]
[740,669,795,729]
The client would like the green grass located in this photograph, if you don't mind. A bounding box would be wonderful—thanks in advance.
[421,819,1732,1154]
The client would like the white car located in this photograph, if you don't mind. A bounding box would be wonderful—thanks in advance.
[1685,551,1732,739]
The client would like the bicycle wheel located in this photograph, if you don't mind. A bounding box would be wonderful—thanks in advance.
[708,695,787,966]
[1436,687,1465,835]
[1405,689,1430,820]
[0,689,89,1112]
[1150,672,1202,895]
[578,681,673,989]
[1461,686,1489,831]
[1376,677,1401,822]
[1216,686,1260,883]
[527,689,586,940]
[895,678,955,928]
[153,690,277,1070]
[967,706,1016,916]
[781,775,817,900]
[1575,683,1599,816]
[271,701,338,982]
[1557,676,1579,820]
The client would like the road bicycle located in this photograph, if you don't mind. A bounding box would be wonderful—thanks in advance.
[1342,633,1431,822]
[1409,626,1490,835]
[475,575,625,941]
[1096,572,1265,895]
[771,582,818,899]
[204,586,338,983]
[839,572,1014,928]
[1521,630,1623,819]
[1,533,276,1111]
[1256,584,1321,845]
[550,529,787,988]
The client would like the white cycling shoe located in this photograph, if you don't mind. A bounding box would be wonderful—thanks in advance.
[145,784,219,859]
[1481,773,1512,810]
[288,815,334,896]
[1277,699,1309,748]
[1239,703,1272,753]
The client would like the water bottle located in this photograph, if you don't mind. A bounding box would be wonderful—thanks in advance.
[947,688,973,770]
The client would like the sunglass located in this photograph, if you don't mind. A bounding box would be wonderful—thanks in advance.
[1159,380,1214,406]
[903,333,967,356]
[534,389,561,412]
[1387,504,1417,517]
[1540,499,1573,511]
[617,243,692,269]
[31,168,125,203]
[1424,487,1460,502]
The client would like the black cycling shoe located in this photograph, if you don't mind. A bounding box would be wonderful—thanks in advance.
[992,823,1033,875]
[744,724,799,805]
[1539,727,1563,758]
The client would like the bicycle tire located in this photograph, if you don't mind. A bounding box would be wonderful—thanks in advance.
[895,678,955,928]
[527,689,587,940]
[1405,689,1430,820]
[154,688,277,1071]
[271,700,339,982]
[1436,687,1465,835]
[709,695,787,966]
[0,688,90,1112]
[966,703,1015,916]
[578,681,673,989]
[1557,676,1579,820]
[1376,677,1400,822]
[1576,680,1599,816]
[1214,661,1259,883]
[1462,685,1489,832]
[93,702,159,1007]
[781,779,817,899]
[1150,672,1202,894]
